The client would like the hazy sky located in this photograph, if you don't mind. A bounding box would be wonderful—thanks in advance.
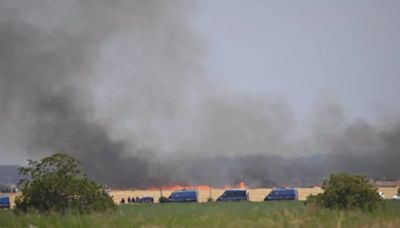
[1,0,400,185]
[194,0,400,120]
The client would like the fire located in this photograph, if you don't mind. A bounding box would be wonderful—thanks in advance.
[195,185,210,190]
[147,184,210,191]
[239,181,247,189]
[223,182,247,189]
[146,182,247,191]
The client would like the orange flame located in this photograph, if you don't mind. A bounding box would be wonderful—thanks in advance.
[147,184,210,191]
[146,182,247,191]
[223,182,247,189]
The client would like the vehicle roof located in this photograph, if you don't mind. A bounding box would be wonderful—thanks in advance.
[271,188,297,191]
[172,190,197,193]
[269,189,297,194]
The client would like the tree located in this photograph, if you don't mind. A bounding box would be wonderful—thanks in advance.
[15,153,115,213]
[306,173,382,211]
[158,196,169,203]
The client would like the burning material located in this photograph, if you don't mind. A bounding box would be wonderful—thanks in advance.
[223,182,248,190]
[146,184,209,191]
[146,182,248,192]
[239,182,247,189]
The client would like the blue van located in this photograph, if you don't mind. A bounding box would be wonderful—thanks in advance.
[217,189,249,202]
[0,196,10,209]
[138,196,154,203]
[264,188,298,201]
[168,190,198,203]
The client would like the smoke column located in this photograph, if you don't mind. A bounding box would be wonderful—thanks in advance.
[0,0,202,187]
[1,1,399,187]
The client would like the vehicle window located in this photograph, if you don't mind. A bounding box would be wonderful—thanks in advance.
[172,193,179,198]
[225,191,233,197]
[235,191,245,197]
[225,191,245,197]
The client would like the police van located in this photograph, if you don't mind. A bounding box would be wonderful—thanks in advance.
[167,190,198,203]
[217,189,249,202]
[264,188,298,201]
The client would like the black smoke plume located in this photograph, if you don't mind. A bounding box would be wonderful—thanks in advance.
[0,0,199,187]
[1,1,399,188]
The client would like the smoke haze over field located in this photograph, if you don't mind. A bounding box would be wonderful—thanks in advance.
[1,1,399,187]
[0,0,201,186]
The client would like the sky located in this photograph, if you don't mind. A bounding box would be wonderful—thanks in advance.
[1,0,400,186]
[194,0,400,121]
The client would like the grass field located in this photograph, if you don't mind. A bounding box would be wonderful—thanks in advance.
[1,201,400,227]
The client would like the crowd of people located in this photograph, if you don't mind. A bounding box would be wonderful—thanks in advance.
[120,196,154,204]
[0,187,17,194]
[120,196,139,204]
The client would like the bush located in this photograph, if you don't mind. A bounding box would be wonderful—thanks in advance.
[207,197,214,202]
[15,153,116,213]
[304,194,321,207]
[306,173,382,211]
[159,196,169,203]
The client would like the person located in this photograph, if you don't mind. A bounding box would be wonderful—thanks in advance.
[120,198,125,204]
[131,197,135,203]
[127,197,131,203]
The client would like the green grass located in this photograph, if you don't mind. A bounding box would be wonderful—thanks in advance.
[1,201,400,227]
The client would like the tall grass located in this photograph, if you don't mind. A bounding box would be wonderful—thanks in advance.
[1,201,400,227]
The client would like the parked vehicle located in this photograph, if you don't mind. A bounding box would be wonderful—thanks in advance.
[138,196,154,203]
[393,195,400,200]
[217,189,249,202]
[167,190,198,203]
[264,188,298,201]
[0,196,10,209]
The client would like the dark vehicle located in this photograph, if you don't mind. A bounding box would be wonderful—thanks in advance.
[264,188,298,201]
[0,196,10,209]
[167,190,198,203]
[138,196,154,203]
[217,189,249,202]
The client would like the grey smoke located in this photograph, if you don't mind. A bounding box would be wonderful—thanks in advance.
[0,0,199,187]
[159,101,400,187]
[1,1,399,187]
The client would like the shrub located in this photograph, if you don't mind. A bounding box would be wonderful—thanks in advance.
[304,194,321,207]
[207,197,214,202]
[306,173,382,211]
[15,153,116,213]
[159,196,169,203]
